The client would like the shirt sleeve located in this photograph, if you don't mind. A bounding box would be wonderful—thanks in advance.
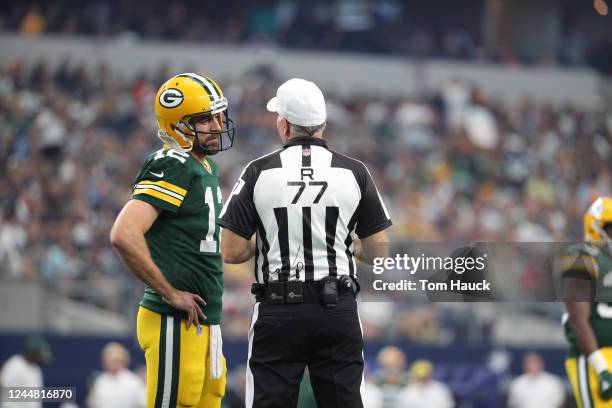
[354,162,392,238]
[131,157,193,213]
[218,163,258,240]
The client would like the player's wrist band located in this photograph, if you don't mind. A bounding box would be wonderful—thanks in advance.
[588,349,609,374]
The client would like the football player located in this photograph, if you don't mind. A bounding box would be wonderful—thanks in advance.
[563,197,612,408]
[110,73,234,408]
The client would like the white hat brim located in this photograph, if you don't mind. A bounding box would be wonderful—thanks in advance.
[266,97,278,112]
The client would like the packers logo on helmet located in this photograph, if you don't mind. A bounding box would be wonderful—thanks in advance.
[154,73,235,154]
[159,88,184,108]
[584,197,612,244]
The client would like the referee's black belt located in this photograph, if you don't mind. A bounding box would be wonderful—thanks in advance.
[251,276,359,306]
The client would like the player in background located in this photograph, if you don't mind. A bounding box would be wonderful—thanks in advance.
[563,197,612,408]
[110,73,234,408]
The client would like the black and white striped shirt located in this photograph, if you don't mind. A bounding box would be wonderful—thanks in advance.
[219,137,391,283]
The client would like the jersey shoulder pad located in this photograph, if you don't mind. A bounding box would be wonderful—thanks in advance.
[559,243,599,278]
[132,148,194,212]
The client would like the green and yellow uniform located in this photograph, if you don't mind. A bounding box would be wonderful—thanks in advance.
[133,147,223,323]
[133,147,226,408]
[563,243,612,408]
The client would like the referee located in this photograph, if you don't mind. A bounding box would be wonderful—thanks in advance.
[219,78,391,407]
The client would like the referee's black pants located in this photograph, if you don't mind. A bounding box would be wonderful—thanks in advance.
[245,286,364,408]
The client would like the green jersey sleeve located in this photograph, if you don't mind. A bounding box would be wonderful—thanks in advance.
[132,148,194,213]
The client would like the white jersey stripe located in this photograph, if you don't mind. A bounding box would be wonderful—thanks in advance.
[134,184,185,200]
[578,355,592,408]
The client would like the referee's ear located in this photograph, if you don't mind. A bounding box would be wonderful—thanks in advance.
[282,118,291,142]
[276,116,290,143]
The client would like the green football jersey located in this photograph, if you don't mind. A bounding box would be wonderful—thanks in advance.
[562,243,612,357]
[131,147,223,325]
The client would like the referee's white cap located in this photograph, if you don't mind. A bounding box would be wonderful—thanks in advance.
[266,78,327,127]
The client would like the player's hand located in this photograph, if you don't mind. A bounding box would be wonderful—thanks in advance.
[164,290,207,328]
[599,370,612,400]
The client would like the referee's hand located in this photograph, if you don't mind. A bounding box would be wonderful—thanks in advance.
[164,290,207,328]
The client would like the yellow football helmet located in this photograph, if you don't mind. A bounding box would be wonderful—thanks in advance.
[584,197,612,244]
[154,73,234,154]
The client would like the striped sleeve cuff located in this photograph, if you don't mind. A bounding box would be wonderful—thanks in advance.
[132,180,187,209]
[560,254,599,278]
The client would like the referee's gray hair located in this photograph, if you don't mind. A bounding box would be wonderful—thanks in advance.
[289,122,326,137]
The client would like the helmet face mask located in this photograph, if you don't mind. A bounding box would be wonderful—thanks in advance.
[186,111,235,156]
[155,73,235,154]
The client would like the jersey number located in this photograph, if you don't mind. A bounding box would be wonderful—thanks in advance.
[200,186,222,253]
[153,148,189,163]
[287,181,328,204]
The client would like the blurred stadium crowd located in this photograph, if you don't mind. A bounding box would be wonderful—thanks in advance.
[1,0,609,68]
[0,58,610,345]
[0,335,568,407]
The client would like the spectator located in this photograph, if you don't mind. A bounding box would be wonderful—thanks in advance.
[19,6,46,36]
[507,352,565,408]
[372,346,409,408]
[362,364,383,408]
[400,359,454,408]
[86,342,145,408]
[0,336,51,408]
